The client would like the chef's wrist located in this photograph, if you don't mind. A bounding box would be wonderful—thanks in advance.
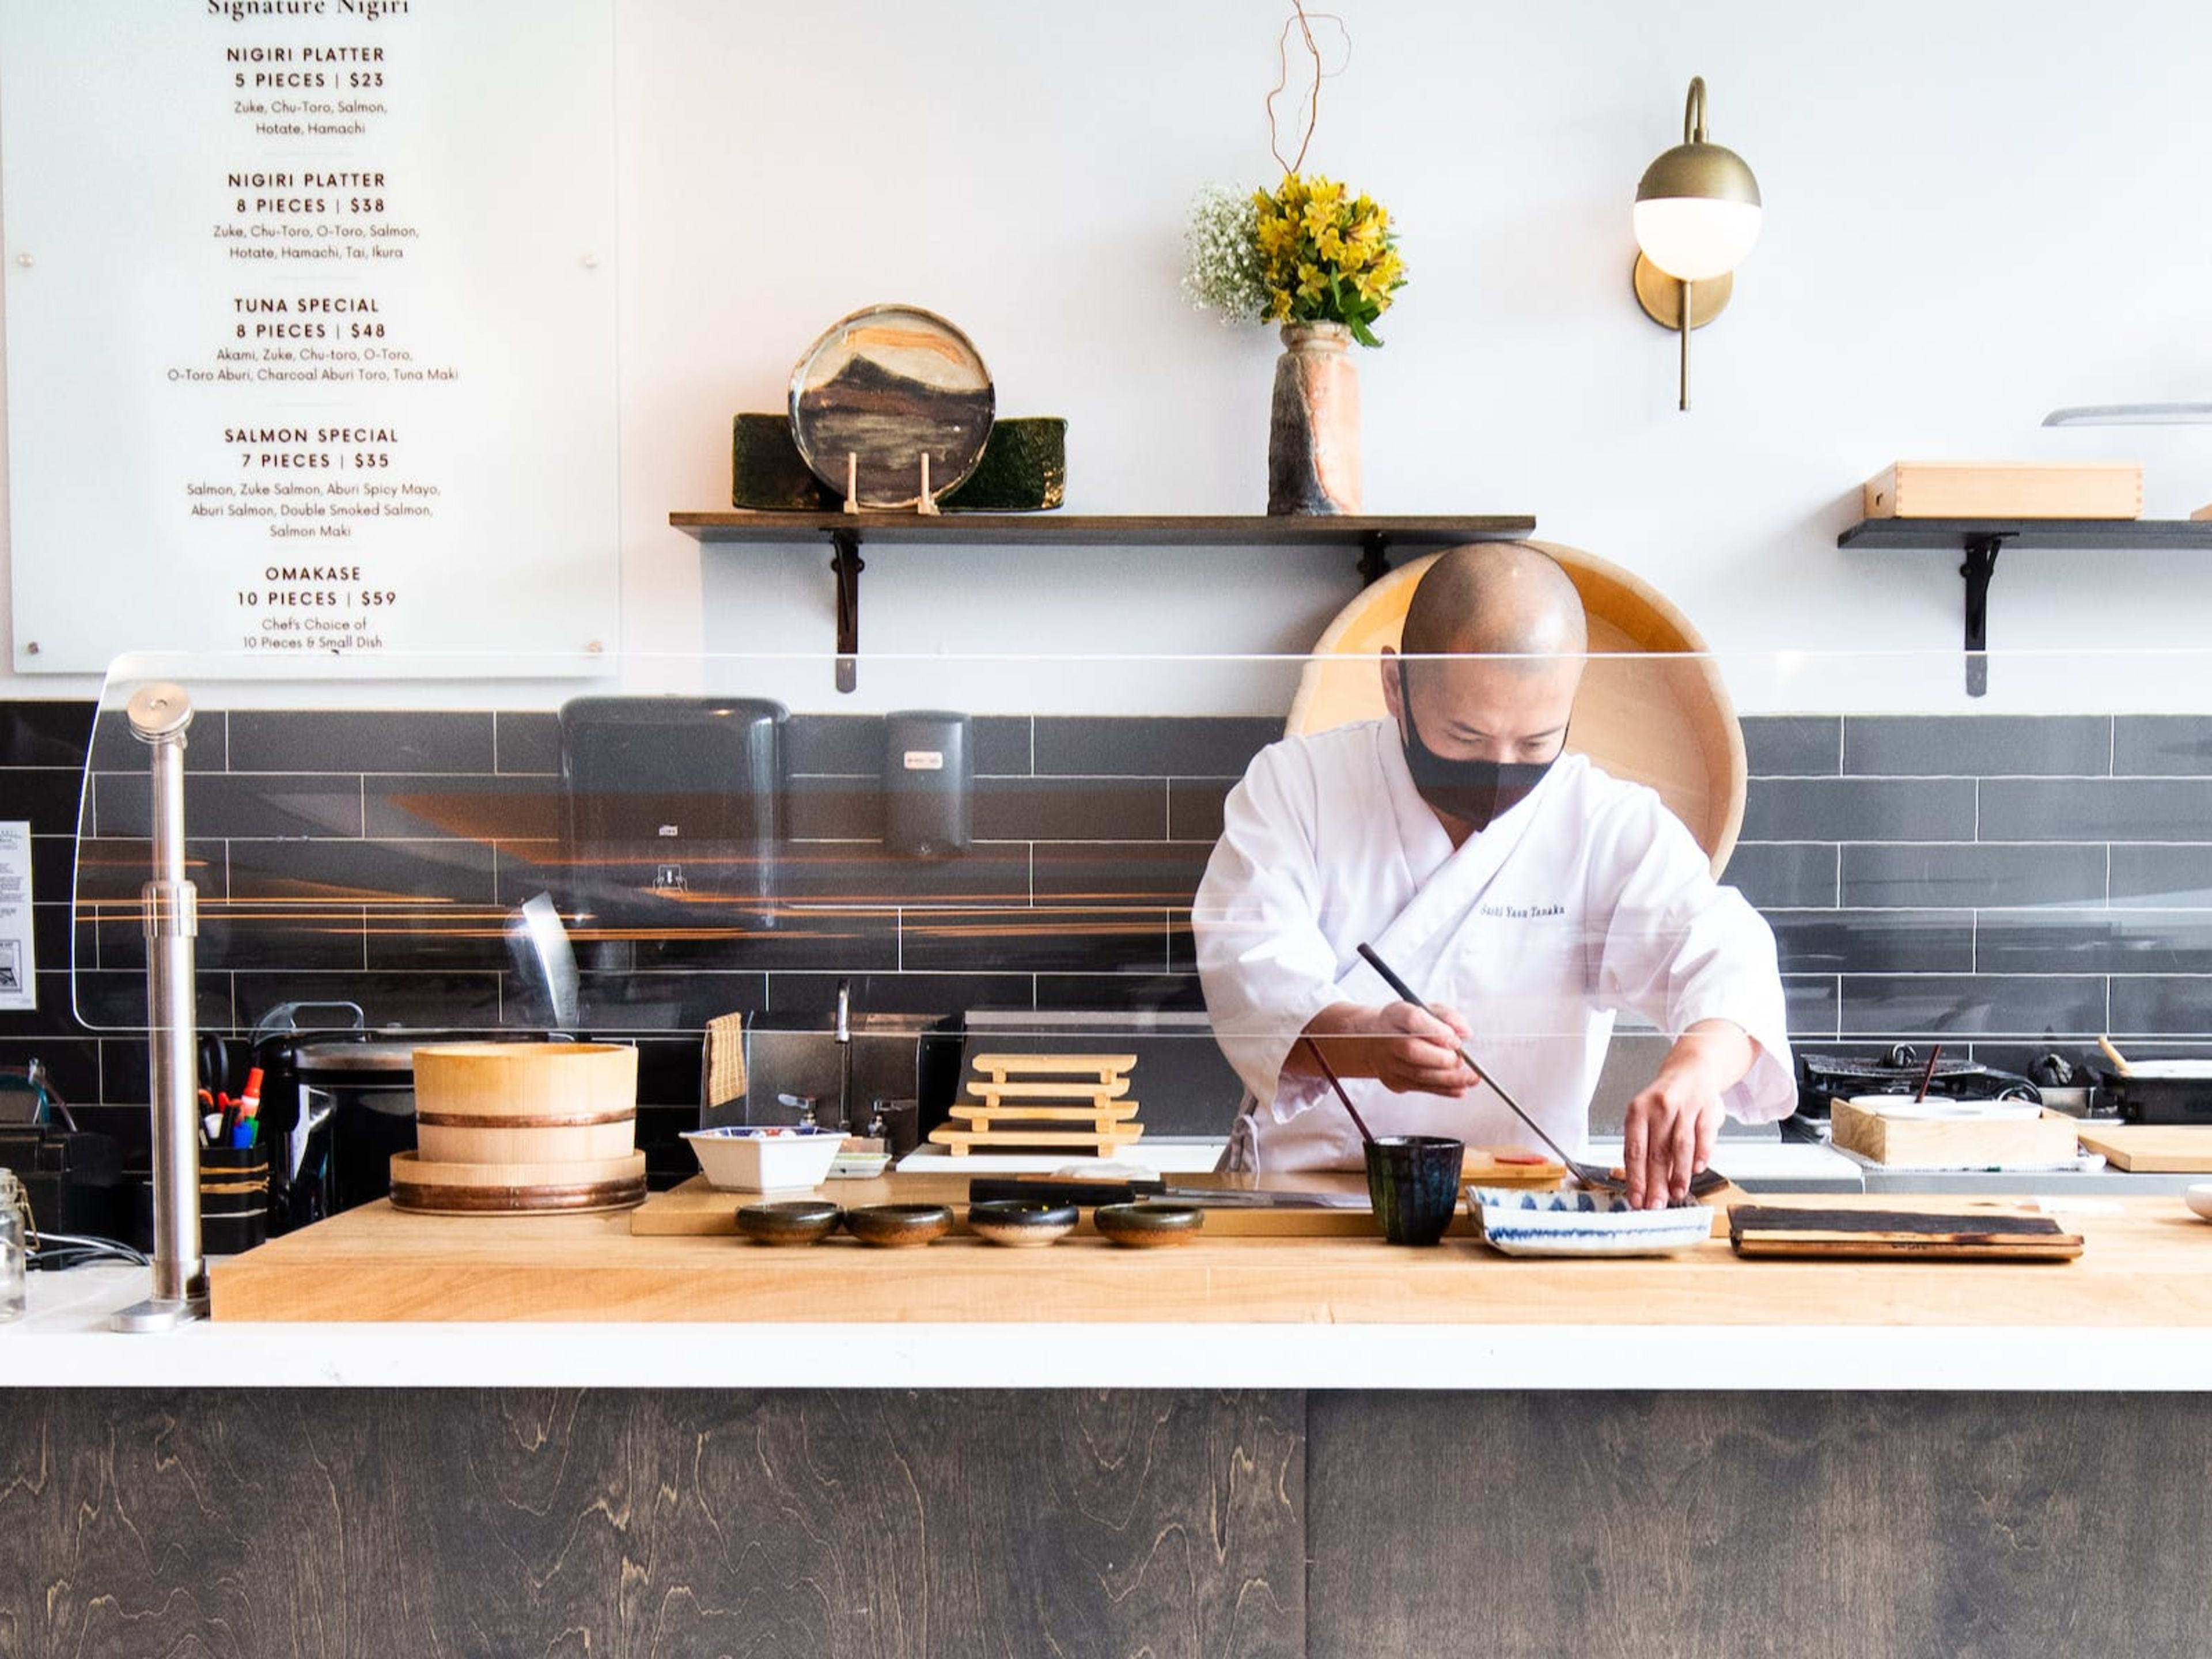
[1660,1020,1752,1093]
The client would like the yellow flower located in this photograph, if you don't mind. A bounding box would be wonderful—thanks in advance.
[1296,262,1327,301]
[1316,229,1346,264]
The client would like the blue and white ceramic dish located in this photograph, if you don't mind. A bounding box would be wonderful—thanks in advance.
[1468,1187,1710,1257]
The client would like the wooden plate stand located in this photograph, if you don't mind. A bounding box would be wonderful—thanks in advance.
[927,1054,1145,1158]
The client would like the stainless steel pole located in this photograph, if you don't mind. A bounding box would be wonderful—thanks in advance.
[111,683,207,1332]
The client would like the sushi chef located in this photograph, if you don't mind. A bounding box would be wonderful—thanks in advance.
[1192,544,1794,1206]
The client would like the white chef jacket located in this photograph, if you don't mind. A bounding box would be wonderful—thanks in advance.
[1192,719,1795,1173]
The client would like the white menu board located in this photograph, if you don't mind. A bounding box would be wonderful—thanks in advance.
[0,822,32,1011]
[1,0,618,674]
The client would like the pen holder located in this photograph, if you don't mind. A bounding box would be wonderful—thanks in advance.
[199,1146,270,1255]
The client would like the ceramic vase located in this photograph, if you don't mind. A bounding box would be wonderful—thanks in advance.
[1266,320,1362,515]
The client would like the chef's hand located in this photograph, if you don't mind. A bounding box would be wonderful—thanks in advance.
[1301,1001,1480,1096]
[1622,1021,1753,1209]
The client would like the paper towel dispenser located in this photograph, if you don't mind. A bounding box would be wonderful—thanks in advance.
[559,696,787,929]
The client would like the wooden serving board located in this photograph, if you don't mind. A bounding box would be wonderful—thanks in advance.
[2074,1125,2212,1173]
[1728,1204,2082,1261]
[970,1052,1137,1078]
[949,1101,1141,1122]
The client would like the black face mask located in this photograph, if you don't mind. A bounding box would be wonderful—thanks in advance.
[1396,658,1562,831]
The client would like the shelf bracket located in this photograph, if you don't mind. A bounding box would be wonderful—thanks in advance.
[1959,531,2009,699]
[828,528,865,695]
[1357,531,1392,587]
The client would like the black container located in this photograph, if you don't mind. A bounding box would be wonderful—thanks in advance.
[2092,1066,2212,1126]
[1364,1135,1465,1247]
[882,710,972,858]
[560,696,787,928]
[200,1145,270,1255]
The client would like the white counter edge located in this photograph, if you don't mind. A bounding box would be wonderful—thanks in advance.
[10,1322,2205,1390]
[9,1269,2206,1390]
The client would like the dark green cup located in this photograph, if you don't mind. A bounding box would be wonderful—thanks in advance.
[1364,1135,1465,1246]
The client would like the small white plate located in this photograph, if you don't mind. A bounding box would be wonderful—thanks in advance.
[1468,1187,1710,1257]
[2185,1184,2212,1223]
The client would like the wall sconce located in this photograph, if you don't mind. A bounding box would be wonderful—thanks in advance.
[1633,75,1762,411]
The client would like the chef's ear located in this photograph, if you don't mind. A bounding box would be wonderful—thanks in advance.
[1379,647,1403,724]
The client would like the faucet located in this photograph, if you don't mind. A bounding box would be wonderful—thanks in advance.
[834,979,853,1132]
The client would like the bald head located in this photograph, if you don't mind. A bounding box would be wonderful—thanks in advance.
[1400,545,1588,661]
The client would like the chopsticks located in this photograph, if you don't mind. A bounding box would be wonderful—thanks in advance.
[1912,1045,1943,1104]
[1301,1036,1376,1147]
[1354,942,1583,1174]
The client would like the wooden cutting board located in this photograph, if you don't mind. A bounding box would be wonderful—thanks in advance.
[1728,1204,2083,1262]
[2074,1126,2212,1173]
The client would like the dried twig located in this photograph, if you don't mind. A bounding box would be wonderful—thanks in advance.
[1266,1,1351,177]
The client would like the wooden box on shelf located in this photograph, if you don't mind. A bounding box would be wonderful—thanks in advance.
[1863,461,2142,521]
[1828,1097,2080,1167]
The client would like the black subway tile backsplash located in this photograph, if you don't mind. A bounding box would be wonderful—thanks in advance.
[98,771,363,840]
[1839,974,2106,1039]
[1976,910,2212,976]
[785,775,885,841]
[1034,716,1279,778]
[2110,845,2212,909]
[1033,842,1212,904]
[11,697,2212,1079]
[901,906,1171,975]
[2109,977,2212,1039]
[2113,716,2212,777]
[1843,715,2110,778]
[1033,972,1209,1013]
[230,710,493,775]
[1842,842,2107,910]
[767,971,1034,1018]
[0,700,94,769]
[362,775,560,841]
[1767,910,1975,976]
[1,767,89,838]
[784,714,1033,778]
[1168,777,1236,843]
[88,708,228,774]
[973,776,1166,842]
[1725,843,1838,910]
[1742,717,1840,777]
[493,711,562,775]
[779,843,1031,907]
[1783,976,1842,1039]
[1980,778,2212,843]
[229,836,496,906]
[230,970,501,1033]
[576,969,768,1031]
[1739,778,1978,843]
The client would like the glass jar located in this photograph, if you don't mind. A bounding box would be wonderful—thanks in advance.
[0,1169,25,1323]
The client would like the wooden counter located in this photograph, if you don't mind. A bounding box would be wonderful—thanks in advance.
[208,1187,2212,1328]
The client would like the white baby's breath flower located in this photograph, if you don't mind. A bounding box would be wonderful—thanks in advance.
[1181,184,1267,325]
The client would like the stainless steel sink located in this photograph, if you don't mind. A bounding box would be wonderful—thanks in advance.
[704,1012,961,1152]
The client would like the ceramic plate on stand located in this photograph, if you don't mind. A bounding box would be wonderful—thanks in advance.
[787,304,994,508]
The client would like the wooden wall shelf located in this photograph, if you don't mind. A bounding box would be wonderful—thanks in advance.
[671,512,1537,691]
[1838,517,2212,696]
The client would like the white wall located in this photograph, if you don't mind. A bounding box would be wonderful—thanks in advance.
[8,0,2212,711]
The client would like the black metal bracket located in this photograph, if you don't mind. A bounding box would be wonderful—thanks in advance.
[828,528,865,695]
[1357,531,1392,587]
[1959,531,2010,699]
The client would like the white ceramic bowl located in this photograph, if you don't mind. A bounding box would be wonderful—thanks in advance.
[2186,1184,2212,1223]
[681,1126,844,1191]
[1468,1186,1711,1257]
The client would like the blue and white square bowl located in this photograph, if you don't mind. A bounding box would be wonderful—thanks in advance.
[1468,1187,1711,1257]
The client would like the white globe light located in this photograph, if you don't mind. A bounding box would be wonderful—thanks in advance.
[1633,196,1763,282]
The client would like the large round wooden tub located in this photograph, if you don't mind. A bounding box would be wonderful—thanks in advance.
[1284,541,1747,873]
